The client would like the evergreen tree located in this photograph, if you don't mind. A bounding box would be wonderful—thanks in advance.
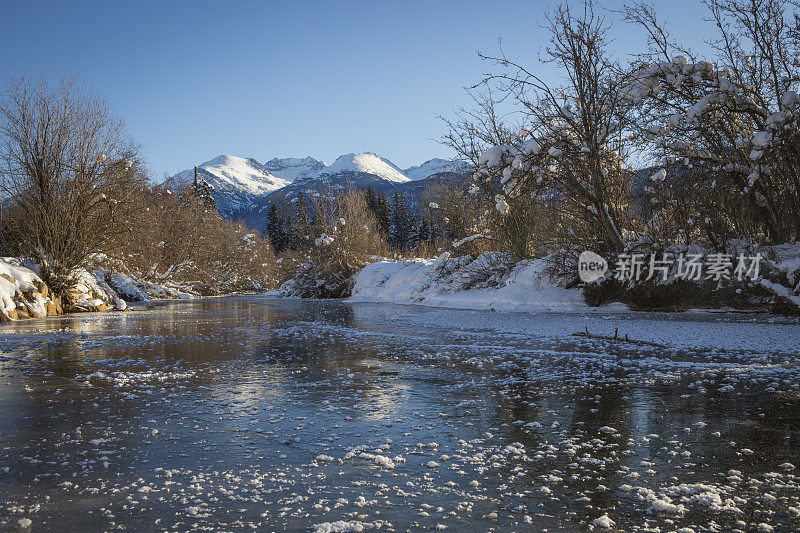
[266,202,289,253]
[192,179,217,210]
[364,187,378,215]
[291,195,311,247]
[417,218,431,244]
[409,221,420,249]
[376,192,391,235]
[390,192,413,249]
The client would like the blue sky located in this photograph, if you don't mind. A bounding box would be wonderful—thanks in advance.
[2,0,714,179]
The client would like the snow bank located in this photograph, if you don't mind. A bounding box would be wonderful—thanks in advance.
[71,269,121,311]
[351,253,591,313]
[760,279,800,308]
[0,254,202,321]
[101,270,194,303]
[0,259,131,319]
[0,258,53,320]
[350,244,800,315]
[110,272,152,302]
[71,267,195,312]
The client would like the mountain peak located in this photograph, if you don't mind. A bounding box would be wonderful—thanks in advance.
[403,158,469,181]
[169,152,466,232]
[263,156,326,182]
[178,154,289,197]
[314,152,410,183]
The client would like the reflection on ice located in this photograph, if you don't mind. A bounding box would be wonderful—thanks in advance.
[0,296,798,531]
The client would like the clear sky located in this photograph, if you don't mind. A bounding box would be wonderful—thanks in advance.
[1,0,714,179]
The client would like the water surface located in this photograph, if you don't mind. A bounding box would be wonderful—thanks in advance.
[0,297,798,532]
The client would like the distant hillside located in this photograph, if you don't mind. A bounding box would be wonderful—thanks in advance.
[168,152,469,231]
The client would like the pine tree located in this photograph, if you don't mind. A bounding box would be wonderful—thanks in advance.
[390,192,412,249]
[364,187,378,215]
[266,202,289,253]
[418,218,431,244]
[191,166,216,210]
[409,221,420,249]
[376,192,391,235]
[192,180,217,210]
[291,195,311,247]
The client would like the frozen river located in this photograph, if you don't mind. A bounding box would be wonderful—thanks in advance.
[0,296,799,531]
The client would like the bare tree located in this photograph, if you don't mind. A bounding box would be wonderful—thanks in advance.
[438,88,523,169]
[438,90,539,258]
[309,187,388,272]
[102,180,276,294]
[0,75,145,294]
[470,1,636,255]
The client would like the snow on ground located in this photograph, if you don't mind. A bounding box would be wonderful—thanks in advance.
[351,254,605,313]
[108,272,151,302]
[72,268,123,310]
[0,256,198,321]
[351,246,800,316]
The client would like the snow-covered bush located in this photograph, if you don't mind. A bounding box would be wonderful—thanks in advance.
[108,272,151,302]
[433,252,518,292]
[439,3,637,262]
[622,0,800,246]
[468,3,636,256]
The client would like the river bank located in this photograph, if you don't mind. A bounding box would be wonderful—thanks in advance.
[347,249,800,315]
[0,257,206,323]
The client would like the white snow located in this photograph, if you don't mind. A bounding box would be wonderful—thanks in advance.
[263,156,325,182]
[0,258,45,317]
[178,155,290,196]
[479,146,508,167]
[312,521,366,533]
[521,138,541,155]
[591,514,615,529]
[760,279,800,308]
[311,153,411,183]
[351,255,593,313]
[110,272,151,302]
[452,234,485,248]
[402,158,467,180]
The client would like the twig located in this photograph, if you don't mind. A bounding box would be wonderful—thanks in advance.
[573,328,669,348]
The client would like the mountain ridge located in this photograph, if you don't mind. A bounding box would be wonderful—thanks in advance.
[170,151,470,231]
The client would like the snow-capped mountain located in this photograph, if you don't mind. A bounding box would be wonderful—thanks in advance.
[263,156,325,182]
[171,155,289,221]
[177,155,289,196]
[269,153,413,205]
[402,158,469,181]
[169,152,470,231]
[311,153,411,183]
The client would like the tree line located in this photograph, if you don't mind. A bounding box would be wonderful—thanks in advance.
[265,188,436,256]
